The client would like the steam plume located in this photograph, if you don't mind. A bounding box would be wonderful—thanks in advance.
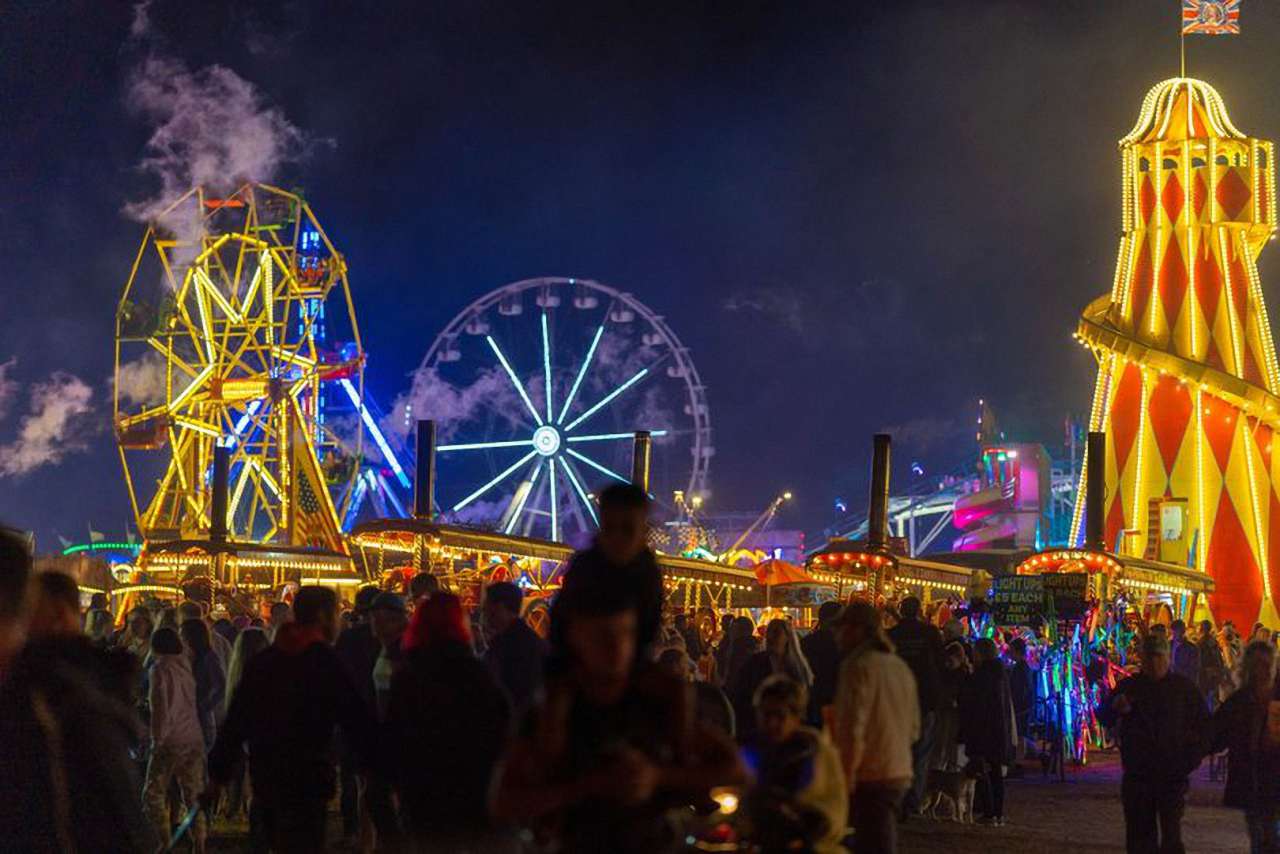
[0,373,96,477]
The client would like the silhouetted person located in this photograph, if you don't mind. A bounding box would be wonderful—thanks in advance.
[180,618,226,751]
[674,612,703,660]
[1211,640,1280,852]
[384,593,513,852]
[144,627,207,853]
[409,571,440,606]
[179,600,231,670]
[334,585,382,838]
[744,674,848,854]
[206,586,372,853]
[221,627,269,823]
[886,595,944,816]
[832,601,918,854]
[801,601,844,725]
[493,566,745,854]
[1170,619,1201,686]
[1097,634,1208,854]
[959,638,1013,825]
[657,646,735,738]
[1006,636,1035,760]
[367,592,408,852]
[266,600,292,641]
[1197,620,1228,710]
[552,483,663,664]
[729,618,813,741]
[713,613,735,682]
[0,550,151,854]
[720,616,760,689]
[483,581,549,714]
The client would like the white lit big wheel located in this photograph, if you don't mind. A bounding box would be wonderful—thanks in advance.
[405,278,712,541]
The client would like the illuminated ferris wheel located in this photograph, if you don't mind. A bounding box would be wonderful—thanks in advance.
[404,278,712,541]
[113,185,363,552]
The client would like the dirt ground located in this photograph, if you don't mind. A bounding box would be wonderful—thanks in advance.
[900,751,1248,853]
[206,751,1248,852]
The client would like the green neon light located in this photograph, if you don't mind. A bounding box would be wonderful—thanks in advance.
[60,542,141,556]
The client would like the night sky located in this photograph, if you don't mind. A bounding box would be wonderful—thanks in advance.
[5,1,1280,550]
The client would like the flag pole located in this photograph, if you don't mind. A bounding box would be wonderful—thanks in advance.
[1180,30,1186,77]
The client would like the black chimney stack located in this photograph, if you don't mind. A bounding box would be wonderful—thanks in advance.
[210,443,230,543]
[867,433,891,551]
[1085,431,1107,552]
[415,419,436,521]
[631,431,652,492]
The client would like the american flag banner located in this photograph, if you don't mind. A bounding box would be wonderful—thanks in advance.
[288,403,343,550]
[1183,0,1242,35]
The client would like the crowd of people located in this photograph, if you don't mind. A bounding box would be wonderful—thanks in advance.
[3,493,1280,852]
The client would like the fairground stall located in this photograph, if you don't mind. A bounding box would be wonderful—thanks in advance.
[33,539,143,604]
[806,540,978,607]
[349,516,762,635]
[995,434,1215,775]
[123,537,364,622]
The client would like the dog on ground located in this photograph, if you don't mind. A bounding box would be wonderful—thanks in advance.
[919,759,986,823]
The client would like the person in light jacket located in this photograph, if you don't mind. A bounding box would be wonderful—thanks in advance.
[832,601,920,854]
[143,626,207,853]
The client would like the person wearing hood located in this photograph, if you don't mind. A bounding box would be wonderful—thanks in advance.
[143,626,207,853]
[205,586,373,853]
[0,555,151,854]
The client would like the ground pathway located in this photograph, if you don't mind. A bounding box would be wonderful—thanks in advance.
[901,752,1247,853]
[207,752,1248,852]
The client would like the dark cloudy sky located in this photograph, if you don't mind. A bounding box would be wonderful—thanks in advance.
[4,0,1280,549]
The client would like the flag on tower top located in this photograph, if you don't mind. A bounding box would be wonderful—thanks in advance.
[1182,0,1241,35]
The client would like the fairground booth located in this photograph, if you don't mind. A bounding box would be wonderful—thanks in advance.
[995,433,1216,773]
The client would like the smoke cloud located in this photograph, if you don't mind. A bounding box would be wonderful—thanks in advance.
[124,55,306,224]
[123,2,317,271]
[114,352,168,408]
[0,373,96,477]
[389,366,525,442]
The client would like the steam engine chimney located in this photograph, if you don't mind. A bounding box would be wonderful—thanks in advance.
[415,419,436,521]
[867,433,891,551]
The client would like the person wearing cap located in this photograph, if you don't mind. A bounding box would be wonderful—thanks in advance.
[1097,632,1209,854]
[831,601,920,854]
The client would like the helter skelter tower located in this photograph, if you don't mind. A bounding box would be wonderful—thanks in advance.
[1070,77,1280,629]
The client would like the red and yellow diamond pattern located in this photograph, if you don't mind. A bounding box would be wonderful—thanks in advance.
[1072,79,1280,629]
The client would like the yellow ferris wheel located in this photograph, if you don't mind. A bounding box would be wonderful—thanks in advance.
[114,184,364,553]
